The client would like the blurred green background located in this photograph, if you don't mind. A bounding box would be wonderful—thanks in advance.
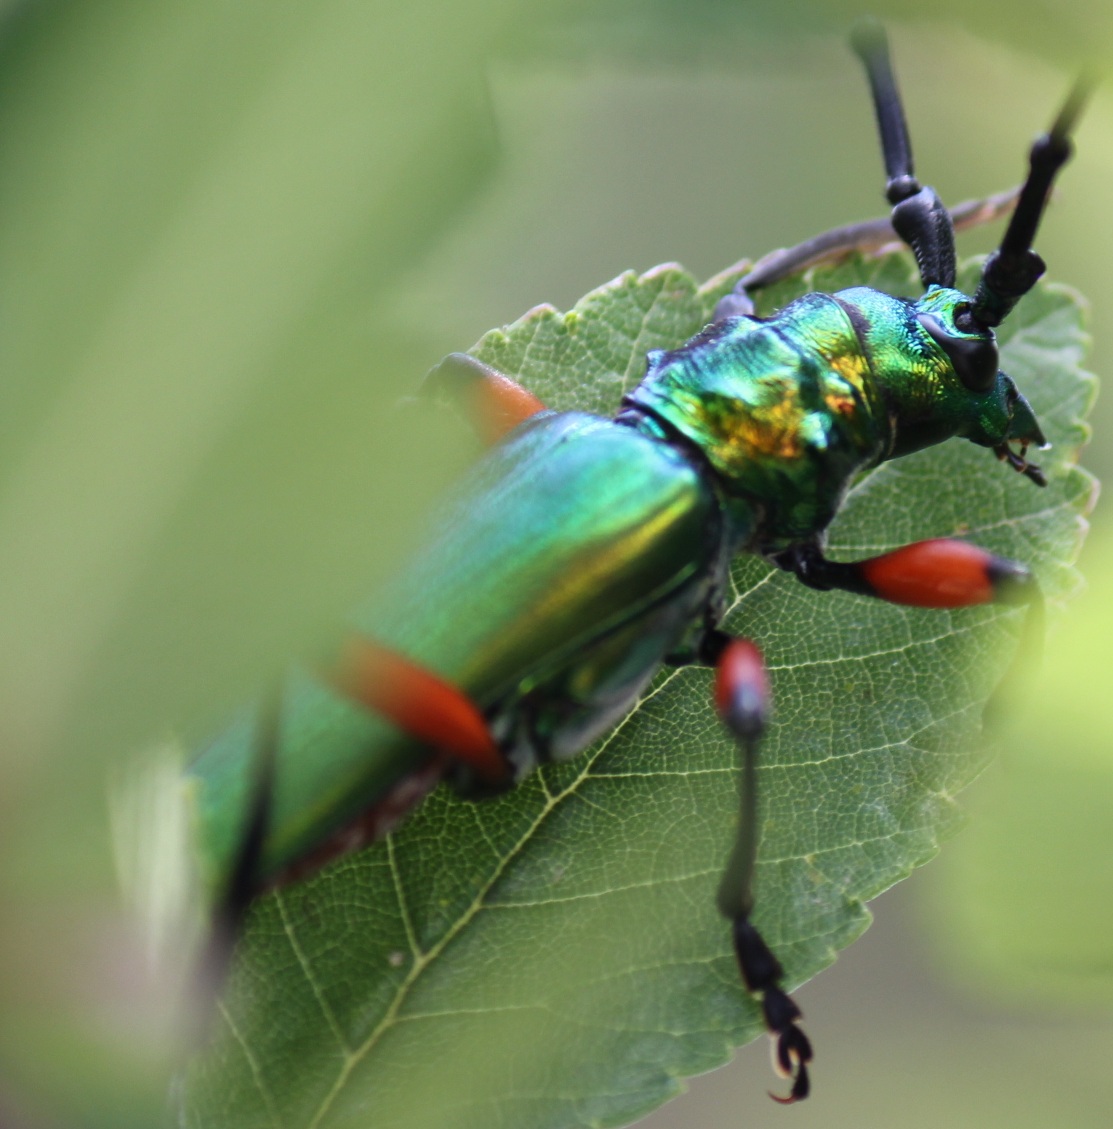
[0,0,1110,1125]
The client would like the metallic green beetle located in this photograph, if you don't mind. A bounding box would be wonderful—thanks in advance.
[185,25,1087,1102]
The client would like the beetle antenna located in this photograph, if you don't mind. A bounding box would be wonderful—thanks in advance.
[970,74,1095,327]
[851,20,956,289]
[851,21,914,194]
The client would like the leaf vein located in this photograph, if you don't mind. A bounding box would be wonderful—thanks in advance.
[302,668,687,1126]
[274,891,351,1056]
[218,1000,284,1129]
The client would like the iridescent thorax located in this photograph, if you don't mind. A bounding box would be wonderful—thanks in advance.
[626,291,887,549]
[625,283,1021,553]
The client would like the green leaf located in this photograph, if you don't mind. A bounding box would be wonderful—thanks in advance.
[181,253,1096,1129]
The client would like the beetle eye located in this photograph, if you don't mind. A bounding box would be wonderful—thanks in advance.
[952,304,980,334]
[918,313,999,393]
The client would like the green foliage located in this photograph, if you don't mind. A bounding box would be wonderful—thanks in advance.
[181,253,1095,1129]
[926,522,1113,1012]
[0,2,543,1124]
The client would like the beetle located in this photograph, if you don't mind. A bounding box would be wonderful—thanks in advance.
[183,24,1088,1103]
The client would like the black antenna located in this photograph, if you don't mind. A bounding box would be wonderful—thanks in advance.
[851,20,916,198]
[851,21,956,289]
[970,76,1094,327]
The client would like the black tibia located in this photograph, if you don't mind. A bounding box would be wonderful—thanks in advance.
[773,539,1044,608]
[971,76,1093,327]
[191,694,280,1040]
[772,542,874,597]
[852,20,955,289]
[775,541,1046,731]
[700,629,812,1103]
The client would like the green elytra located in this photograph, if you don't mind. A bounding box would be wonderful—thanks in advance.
[184,24,1088,1102]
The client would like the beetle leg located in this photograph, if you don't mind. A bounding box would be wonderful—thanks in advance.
[701,630,812,1104]
[192,652,506,1021]
[777,537,1040,610]
[189,692,281,1040]
[777,538,1044,721]
[266,641,513,887]
[329,635,511,788]
[422,352,547,445]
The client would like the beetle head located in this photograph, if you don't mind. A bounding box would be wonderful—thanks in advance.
[915,286,1048,486]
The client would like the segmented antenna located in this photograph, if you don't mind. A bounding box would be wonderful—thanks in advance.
[850,21,916,201]
[851,21,956,289]
[970,76,1094,327]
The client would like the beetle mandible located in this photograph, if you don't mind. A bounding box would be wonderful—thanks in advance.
[184,24,1089,1103]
